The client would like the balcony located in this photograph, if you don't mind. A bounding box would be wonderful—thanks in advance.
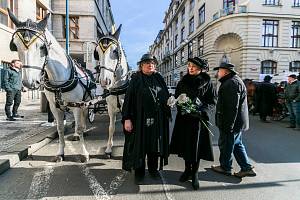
[213,6,247,21]
[163,50,172,61]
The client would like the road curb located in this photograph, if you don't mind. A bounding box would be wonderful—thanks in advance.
[0,121,75,174]
[0,159,10,175]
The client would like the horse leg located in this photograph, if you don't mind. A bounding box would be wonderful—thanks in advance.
[50,106,65,162]
[66,108,80,141]
[105,107,116,158]
[78,108,89,162]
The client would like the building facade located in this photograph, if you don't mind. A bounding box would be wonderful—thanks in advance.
[51,0,115,70]
[150,0,300,85]
[0,0,51,67]
[0,0,115,72]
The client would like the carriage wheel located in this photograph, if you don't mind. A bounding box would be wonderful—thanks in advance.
[88,108,95,123]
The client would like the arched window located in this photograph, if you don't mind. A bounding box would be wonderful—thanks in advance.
[261,60,277,74]
[180,71,184,80]
[289,61,300,72]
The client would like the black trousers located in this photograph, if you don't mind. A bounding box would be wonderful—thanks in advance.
[135,153,158,176]
[5,90,21,117]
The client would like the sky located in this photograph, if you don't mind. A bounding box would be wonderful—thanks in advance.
[110,0,170,69]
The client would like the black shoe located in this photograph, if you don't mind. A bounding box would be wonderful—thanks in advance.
[134,168,145,184]
[179,169,192,182]
[6,116,16,121]
[134,172,145,184]
[12,114,24,118]
[287,125,296,128]
[149,169,160,178]
[191,173,199,190]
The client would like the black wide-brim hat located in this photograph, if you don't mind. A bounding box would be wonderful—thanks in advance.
[188,57,208,69]
[137,53,158,65]
[213,62,238,74]
[288,74,297,79]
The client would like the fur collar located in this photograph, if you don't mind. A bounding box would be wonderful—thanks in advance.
[181,72,211,88]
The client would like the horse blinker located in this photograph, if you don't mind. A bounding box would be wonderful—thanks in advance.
[9,39,17,51]
[94,49,99,60]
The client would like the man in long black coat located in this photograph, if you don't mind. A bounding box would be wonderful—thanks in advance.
[211,62,257,178]
[255,75,277,122]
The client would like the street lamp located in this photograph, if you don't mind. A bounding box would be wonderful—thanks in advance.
[65,0,69,55]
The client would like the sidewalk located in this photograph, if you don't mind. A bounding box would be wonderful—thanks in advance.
[0,90,74,174]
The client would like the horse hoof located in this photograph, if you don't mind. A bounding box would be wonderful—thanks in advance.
[67,135,80,141]
[105,152,112,159]
[52,155,64,162]
[81,155,90,163]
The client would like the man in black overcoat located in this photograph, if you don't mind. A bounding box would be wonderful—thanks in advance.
[255,75,277,122]
[211,62,257,178]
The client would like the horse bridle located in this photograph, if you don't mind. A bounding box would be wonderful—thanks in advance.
[95,35,122,79]
[11,27,81,94]
[10,26,51,74]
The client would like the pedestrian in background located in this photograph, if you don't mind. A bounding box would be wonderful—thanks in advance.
[284,74,300,130]
[211,62,256,178]
[169,57,216,190]
[3,59,24,121]
[254,75,277,122]
[122,53,171,183]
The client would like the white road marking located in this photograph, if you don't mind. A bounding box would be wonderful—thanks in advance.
[107,171,128,195]
[159,171,175,200]
[27,165,54,200]
[68,142,110,200]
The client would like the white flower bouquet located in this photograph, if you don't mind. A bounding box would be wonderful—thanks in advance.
[167,93,214,136]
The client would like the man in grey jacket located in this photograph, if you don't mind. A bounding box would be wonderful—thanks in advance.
[211,62,256,178]
[3,59,23,121]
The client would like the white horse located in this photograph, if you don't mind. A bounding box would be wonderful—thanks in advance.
[8,9,94,162]
[94,25,130,157]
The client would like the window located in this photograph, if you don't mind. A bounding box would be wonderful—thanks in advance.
[63,16,80,39]
[180,71,184,80]
[0,0,16,28]
[36,2,47,21]
[223,0,235,8]
[197,34,204,56]
[289,61,300,72]
[263,0,280,5]
[188,41,193,58]
[189,17,194,34]
[175,52,179,66]
[181,7,185,23]
[181,48,185,64]
[174,34,178,48]
[261,20,278,47]
[198,4,205,26]
[190,0,195,11]
[175,18,178,31]
[181,26,185,42]
[291,21,300,48]
[261,60,277,74]
[294,0,300,7]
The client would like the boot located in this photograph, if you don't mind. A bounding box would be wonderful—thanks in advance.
[191,162,200,190]
[179,161,191,182]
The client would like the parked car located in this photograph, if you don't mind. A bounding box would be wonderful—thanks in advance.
[167,86,176,96]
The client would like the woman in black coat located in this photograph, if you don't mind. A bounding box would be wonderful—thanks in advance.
[170,57,217,190]
[122,53,171,183]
